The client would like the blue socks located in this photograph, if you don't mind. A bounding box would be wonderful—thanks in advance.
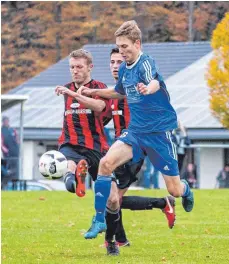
[182,179,191,197]
[94,175,112,223]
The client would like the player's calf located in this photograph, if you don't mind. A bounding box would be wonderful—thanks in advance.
[105,207,120,243]
[181,179,194,212]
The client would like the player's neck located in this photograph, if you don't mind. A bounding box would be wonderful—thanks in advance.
[74,77,91,89]
[127,51,142,66]
[126,51,142,69]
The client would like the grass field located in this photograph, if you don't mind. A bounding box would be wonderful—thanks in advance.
[2,189,229,264]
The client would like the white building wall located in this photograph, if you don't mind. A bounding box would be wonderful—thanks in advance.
[23,139,225,189]
[199,148,223,189]
[23,141,35,180]
[33,142,47,180]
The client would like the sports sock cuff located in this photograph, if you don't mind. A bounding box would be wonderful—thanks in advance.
[97,175,112,181]
[64,171,75,178]
[106,207,119,214]
[182,179,191,197]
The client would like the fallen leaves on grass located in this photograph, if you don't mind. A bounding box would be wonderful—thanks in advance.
[65,222,75,227]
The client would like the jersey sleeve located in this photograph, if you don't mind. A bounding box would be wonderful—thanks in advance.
[139,58,159,85]
[114,64,126,95]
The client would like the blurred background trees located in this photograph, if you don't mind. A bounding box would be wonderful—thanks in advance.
[207,12,229,129]
[1,1,229,93]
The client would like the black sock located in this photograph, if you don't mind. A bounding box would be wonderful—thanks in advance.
[121,196,166,210]
[105,207,120,242]
[64,172,76,193]
[115,209,127,243]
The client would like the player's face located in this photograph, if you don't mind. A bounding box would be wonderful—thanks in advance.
[2,119,9,127]
[116,36,141,64]
[110,53,124,80]
[69,57,92,85]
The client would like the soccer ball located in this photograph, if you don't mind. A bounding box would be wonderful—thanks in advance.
[39,150,68,179]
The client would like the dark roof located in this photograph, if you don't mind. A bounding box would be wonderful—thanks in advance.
[11,41,211,92]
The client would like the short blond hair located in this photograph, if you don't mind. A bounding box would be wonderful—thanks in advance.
[69,49,93,65]
[115,20,142,43]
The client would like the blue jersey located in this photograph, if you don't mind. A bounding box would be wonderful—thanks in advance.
[115,53,178,133]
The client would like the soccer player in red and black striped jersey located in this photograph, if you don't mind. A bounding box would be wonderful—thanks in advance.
[55,49,111,197]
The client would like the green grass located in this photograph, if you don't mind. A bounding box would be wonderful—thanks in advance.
[2,189,229,264]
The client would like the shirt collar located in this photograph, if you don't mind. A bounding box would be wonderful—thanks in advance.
[126,51,143,69]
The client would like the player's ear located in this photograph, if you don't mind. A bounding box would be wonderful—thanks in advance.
[135,39,141,49]
[89,64,93,71]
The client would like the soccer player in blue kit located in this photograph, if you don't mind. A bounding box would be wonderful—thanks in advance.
[82,20,194,248]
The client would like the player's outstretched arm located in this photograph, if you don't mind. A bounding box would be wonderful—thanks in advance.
[76,94,106,112]
[78,86,124,99]
[55,85,105,112]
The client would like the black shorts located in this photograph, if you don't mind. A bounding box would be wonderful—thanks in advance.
[114,159,144,189]
[59,143,105,181]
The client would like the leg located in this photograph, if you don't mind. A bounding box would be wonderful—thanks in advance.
[121,194,176,229]
[105,181,120,243]
[59,144,88,196]
[114,188,129,246]
[152,168,160,189]
[84,140,133,240]
[143,157,152,188]
[143,131,194,213]
[116,159,175,233]
[63,160,77,193]
[105,182,120,256]
[163,174,194,212]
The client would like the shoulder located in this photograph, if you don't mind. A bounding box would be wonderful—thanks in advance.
[140,53,156,66]
[116,62,126,80]
[91,80,108,89]
[119,62,126,71]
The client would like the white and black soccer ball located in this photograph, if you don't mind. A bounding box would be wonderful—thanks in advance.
[38,150,68,179]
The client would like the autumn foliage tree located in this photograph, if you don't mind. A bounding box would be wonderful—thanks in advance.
[207,13,229,129]
[1,1,229,93]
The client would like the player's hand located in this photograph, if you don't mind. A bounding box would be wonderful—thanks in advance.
[77,86,93,96]
[55,86,77,97]
[137,82,149,95]
[55,86,67,96]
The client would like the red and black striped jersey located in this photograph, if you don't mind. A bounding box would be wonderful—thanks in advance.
[58,80,110,153]
[111,98,130,138]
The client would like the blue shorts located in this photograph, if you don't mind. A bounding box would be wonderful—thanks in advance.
[117,130,179,176]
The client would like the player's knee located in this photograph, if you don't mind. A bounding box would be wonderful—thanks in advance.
[67,160,77,171]
[99,157,114,174]
[107,194,119,209]
[168,185,182,197]
[167,187,182,197]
